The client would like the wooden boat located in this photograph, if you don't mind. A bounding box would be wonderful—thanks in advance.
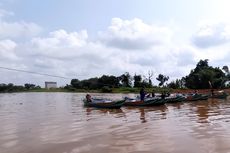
[185,94,209,101]
[210,91,228,99]
[83,98,125,109]
[164,95,186,103]
[124,97,165,106]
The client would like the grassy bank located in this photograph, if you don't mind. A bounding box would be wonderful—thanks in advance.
[0,87,170,93]
[1,87,229,94]
[25,87,173,93]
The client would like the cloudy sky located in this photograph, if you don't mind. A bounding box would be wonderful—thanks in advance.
[1,0,230,87]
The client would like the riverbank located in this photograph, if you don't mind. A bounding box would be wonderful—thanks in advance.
[25,87,173,93]
[1,87,229,94]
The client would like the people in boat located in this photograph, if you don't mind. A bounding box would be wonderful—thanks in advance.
[146,94,151,98]
[86,94,92,102]
[166,92,170,97]
[152,90,155,97]
[211,89,214,96]
[161,92,166,99]
[176,92,183,97]
[194,90,198,95]
[140,87,146,101]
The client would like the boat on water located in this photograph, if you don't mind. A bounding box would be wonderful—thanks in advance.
[83,96,125,109]
[185,94,209,101]
[164,95,186,103]
[210,90,229,99]
[124,97,165,106]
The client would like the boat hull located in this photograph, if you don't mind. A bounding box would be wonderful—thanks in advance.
[164,96,186,103]
[210,92,228,99]
[83,99,125,109]
[124,98,165,106]
[185,94,209,101]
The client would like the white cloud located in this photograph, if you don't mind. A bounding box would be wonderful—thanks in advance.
[31,29,88,50]
[2,15,230,86]
[0,9,14,18]
[2,0,230,87]
[15,29,115,82]
[0,21,42,39]
[192,22,230,48]
[0,17,197,86]
[99,18,173,50]
[190,21,230,65]
[172,46,197,66]
[0,8,42,40]
[0,39,18,60]
[30,29,89,59]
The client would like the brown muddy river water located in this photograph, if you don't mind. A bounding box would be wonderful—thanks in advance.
[1,92,230,153]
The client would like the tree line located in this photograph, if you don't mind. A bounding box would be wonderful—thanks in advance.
[0,83,41,92]
[1,59,230,93]
[67,72,170,90]
[66,59,230,91]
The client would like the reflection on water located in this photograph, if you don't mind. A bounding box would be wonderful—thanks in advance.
[0,93,230,153]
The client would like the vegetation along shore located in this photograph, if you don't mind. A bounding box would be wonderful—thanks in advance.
[1,59,230,94]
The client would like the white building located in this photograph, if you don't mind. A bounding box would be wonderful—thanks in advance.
[45,82,57,89]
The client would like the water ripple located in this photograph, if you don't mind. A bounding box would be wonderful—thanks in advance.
[1,93,230,153]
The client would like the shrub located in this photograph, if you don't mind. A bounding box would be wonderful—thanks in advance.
[101,86,112,93]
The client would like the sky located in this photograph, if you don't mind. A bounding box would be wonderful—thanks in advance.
[1,0,230,87]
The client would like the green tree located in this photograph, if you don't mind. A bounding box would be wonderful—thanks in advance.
[80,78,99,89]
[223,66,230,80]
[119,72,132,87]
[195,59,209,71]
[140,79,151,88]
[98,75,120,88]
[222,66,229,74]
[133,74,142,87]
[156,74,169,87]
[24,83,36,90]
[0,84,8,92]
[70,79,81,88]
[147,70,153,87]
[167,79,184,89]
[0,83,25,92]
[184,59,226,89]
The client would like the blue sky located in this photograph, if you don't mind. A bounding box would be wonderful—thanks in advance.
[1,0,230,86]
[1,0,211,33]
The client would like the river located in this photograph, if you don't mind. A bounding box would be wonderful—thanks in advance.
[0,92,230,153]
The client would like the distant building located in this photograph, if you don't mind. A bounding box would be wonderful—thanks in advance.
[45,82,57,89]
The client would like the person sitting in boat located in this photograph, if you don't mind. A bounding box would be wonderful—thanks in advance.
[194,90,198,95]
[86,94,92,103]
[146,93,151,98]
[176,92,183,97]
[211,89,214,96]
[166,92,170,97]
[140,87,146,101]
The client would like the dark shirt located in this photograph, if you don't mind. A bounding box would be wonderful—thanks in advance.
[140,89,145,101]
[161,93,166,99]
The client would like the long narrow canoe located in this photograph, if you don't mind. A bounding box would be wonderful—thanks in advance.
[164,96,186,103]
[185,94,209,101]
[83,98,125,109]
[210,92,228,99]
[124,97,165,106]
